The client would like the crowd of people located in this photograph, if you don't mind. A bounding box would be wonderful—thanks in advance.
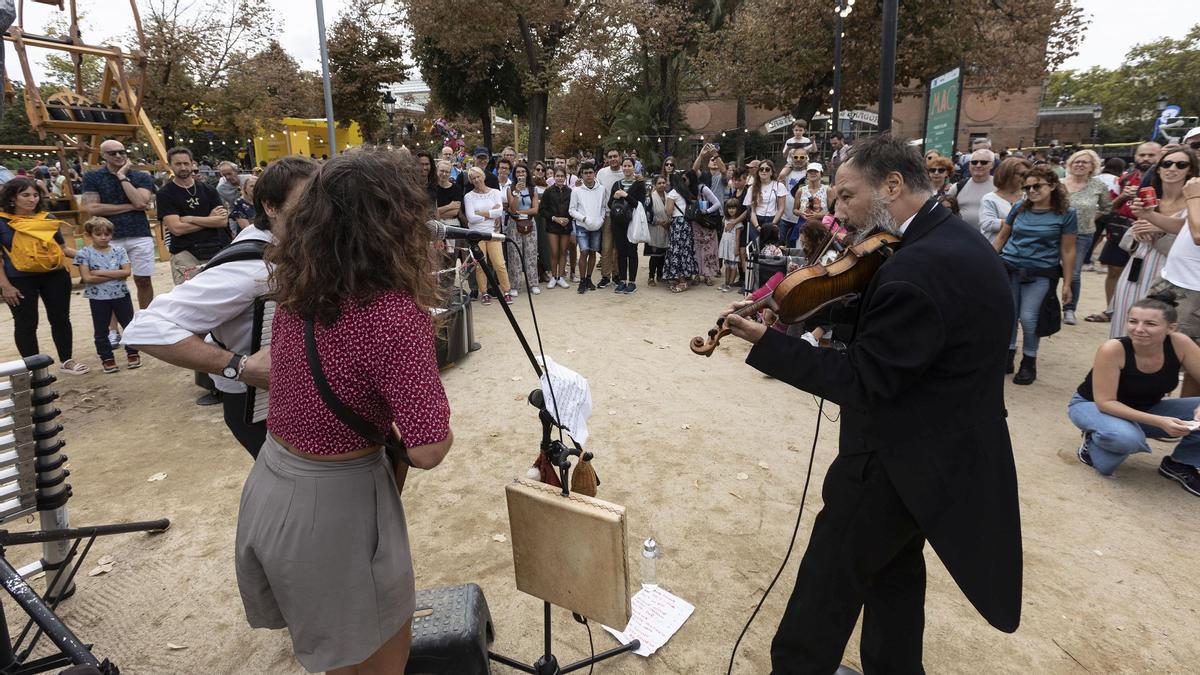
[2,115,1200,670]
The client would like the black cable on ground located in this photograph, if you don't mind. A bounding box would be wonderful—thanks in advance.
[727,398,824,674]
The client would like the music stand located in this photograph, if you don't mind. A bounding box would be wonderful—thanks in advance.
[466,240,641,673]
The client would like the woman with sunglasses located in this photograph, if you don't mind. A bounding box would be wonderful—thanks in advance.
[992,166,1077,384]
[979,157,1032,244]
[926,156,957,198]
[1108,151,1195,341]
[531,161,551,285]
[1136,148,1200,395]
[1060,150,1113,325]
[743,160,787,243]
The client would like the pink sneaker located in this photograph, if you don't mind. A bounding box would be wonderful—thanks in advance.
[502,293,514,304]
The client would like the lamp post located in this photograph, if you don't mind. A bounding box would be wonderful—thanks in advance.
[1156,94,1169,113]
[381,90,397,145]
[1091,105,1103,145]
[831,0,851,137]
[878,0,897,134]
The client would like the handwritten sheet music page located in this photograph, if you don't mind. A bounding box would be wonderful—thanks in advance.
[601,586,695,657]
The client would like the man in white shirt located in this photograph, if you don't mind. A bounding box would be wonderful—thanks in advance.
[123,156,319,457]
[568,162,606,294]
[595,148,624,288]
[956,149,996,232]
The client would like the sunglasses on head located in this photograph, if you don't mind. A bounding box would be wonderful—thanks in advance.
[928,167,948,174]
[1159,160,1192,170]
[1022,182,1048,192]
[969,160,990,166]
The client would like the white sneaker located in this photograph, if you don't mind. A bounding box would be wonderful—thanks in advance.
[510,288,519,297]
[108,330,120,347]
[558,277,570,288]
[531,286,542,295]
[571,274,580,283]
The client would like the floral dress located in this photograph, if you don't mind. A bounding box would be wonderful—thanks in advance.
[662,191,697,280]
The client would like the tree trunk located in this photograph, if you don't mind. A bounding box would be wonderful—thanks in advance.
[658,55,671,157]
[790,97,821,130]
[735,96,746,164]
[481,108,493,151]
[526,91,547,164]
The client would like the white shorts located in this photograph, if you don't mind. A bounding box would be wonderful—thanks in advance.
[111,236,157,277]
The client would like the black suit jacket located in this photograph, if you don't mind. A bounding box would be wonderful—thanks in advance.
[746,201,1022,632]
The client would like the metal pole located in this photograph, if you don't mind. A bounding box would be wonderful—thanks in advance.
[831,0,843,136]
[878,0,898,134]
[315,0,337,153]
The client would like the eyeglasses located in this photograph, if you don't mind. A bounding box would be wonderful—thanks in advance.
[1159,160,1192,170]
[1189,141,1200,150]
[1022,183,1048,192]
[664,163,674,167]
[969,160,990,166]
[104,150,128,156]
[928,167,948,174]
[758,168,773,173]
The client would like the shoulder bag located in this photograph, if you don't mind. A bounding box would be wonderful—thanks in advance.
[304,320,414,478]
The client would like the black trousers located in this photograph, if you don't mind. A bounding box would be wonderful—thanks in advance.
[88,296,137,360]
[8,269,73,361]
[222,391,267,459]
[614,225,638,282]
[771,453,926,675]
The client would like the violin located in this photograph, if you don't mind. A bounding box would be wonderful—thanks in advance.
[690,231,900,357]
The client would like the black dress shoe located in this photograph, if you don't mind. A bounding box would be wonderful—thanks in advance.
[196,391,223,406]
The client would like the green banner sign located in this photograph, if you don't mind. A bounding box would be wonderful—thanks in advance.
[924,67,961,158]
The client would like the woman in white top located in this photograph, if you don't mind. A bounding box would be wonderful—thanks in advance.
[463,166,511,305]
[744,160,787,237]
[1139,149,1200,393]
[645,174,672,286]
[979,157,1031,244]
[792,162,830,224]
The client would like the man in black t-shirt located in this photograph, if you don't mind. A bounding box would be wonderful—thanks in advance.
[157,147,231,284]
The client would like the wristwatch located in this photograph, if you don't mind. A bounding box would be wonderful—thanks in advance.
[222,353,247,380]
[119,177,131,183]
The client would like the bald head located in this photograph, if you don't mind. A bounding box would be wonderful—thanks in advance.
[969,149,994,181]
[99,140,128,170]
[1134,142,1163,171]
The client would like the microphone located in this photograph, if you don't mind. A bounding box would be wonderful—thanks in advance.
[427,220,507,243]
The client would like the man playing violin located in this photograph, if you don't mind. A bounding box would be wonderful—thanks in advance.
[723,135,1022,673]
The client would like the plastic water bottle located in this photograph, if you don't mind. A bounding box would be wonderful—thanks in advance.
[641,538,659,590]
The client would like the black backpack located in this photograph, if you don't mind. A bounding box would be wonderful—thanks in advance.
[610,195,633,227]
[197,238,269,273]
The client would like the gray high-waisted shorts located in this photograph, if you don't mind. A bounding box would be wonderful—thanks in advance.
[235,434,414,672]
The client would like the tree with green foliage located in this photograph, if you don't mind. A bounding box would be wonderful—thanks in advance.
[699,0,1088,126]
[327,0,409,144]
[1046,24,1200,143]
[411,37,525,152]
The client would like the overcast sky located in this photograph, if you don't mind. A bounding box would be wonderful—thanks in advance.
[4,0,1191,85]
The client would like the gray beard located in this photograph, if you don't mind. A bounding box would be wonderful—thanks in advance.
[852,192,900,242]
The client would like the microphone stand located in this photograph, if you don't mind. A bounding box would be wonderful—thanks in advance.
[465,235,641,673]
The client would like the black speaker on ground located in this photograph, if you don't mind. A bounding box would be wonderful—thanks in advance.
[405,584,494,675]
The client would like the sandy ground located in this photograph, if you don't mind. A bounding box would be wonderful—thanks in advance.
[1,263,1197,674]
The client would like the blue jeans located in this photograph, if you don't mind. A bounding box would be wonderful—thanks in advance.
[1007,271,1050,357]
[574,225,601,252]
[1064,233,1093,311]
[1067,393,1200,475]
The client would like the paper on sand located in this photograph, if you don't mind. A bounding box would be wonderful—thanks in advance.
[601,586,694,657]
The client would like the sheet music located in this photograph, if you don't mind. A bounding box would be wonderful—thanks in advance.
[601,586,695,657]
[537,355,592,446]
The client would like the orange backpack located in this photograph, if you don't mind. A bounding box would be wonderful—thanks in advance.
[0,212,64,274]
